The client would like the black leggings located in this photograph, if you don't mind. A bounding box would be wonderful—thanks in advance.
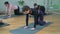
[34,15,38,28]
[14,6,20,15]
[26,14,38,28]
[26,14,29,26]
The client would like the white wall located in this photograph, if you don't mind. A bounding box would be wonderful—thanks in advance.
[0,0,45,11]
[0,0,60,11]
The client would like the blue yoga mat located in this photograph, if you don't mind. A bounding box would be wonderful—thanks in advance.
[10,22,52,34]
[0,15,20,19]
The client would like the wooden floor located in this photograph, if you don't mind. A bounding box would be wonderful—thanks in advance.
[0,14,60,34]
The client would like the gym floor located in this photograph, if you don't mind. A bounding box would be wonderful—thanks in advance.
[0,14,60,34]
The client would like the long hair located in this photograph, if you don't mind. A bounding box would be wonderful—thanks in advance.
[22,6,32,14]
[22,6,30,12]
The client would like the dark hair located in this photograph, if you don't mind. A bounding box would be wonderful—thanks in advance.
[34,3,37,6]
[38,5,40,9]
[4,1,9,4]
[22,6,31,12]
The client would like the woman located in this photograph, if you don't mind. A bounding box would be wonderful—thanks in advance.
[22,6,38,30]
[4,1,20,18]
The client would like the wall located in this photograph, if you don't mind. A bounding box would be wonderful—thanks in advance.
[0,0,60,11]
[0,0,44,11]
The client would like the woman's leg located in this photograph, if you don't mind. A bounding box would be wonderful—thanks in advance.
[26,14,29,26]
[14,7,20,15]
[39,15,46,26]
[24,14,29,29]
[34,15,38,28]
[31,15,38,30]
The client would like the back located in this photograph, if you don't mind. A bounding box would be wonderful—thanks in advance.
[31,8,38,15]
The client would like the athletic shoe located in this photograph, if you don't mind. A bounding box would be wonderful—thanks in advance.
[31,28,35,31]
[24,26,28,29]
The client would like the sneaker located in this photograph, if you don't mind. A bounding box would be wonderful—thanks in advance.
[24,26,28,29]
[31,28,35,31]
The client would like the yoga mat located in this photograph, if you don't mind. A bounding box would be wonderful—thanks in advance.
[0,15,20,19]
[10,22,52,34]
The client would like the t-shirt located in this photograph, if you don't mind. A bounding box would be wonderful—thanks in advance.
[6,4,18,13]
